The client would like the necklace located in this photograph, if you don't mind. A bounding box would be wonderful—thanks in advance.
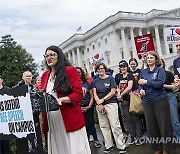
[50,73,56,82]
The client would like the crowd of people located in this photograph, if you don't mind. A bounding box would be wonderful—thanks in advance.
[0,38,179,154]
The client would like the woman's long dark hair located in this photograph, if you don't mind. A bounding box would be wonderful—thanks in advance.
[45,45,72,95]
[76,67,87,83]
[129,58,138,66]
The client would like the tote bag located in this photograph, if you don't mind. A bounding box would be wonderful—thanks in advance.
[129,92,144,114]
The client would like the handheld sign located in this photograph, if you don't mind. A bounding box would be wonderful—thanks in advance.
[91,52,105,66]
[164,27,180,44]
[134,34,155,59]
[0,85,36,140]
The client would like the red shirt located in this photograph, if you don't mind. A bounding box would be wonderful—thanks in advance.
[34,83,42,90]
[41,66,85,133]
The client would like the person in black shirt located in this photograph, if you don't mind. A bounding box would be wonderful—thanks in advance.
[117,60,142,145]
[0,75,10,154]
[161,59,180,140]
[129,58,147,141]
[129,58,141,91]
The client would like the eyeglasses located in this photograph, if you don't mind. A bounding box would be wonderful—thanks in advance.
[98,68,105,70]
[43,53,57,59]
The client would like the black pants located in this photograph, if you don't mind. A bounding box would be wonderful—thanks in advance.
[117,101,126,134]
[140,114,147,134]
[143,98,175,152]
[121,101,142,138]
[0,140,10,154]
[83,107,93,139]
[16,115,44,154]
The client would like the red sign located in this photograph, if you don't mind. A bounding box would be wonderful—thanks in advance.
[134,34,155,59]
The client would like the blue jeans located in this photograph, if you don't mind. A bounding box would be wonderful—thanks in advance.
[166,91,180,140]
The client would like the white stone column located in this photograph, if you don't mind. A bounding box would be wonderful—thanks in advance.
[147,28,150,34]
[162,25,170,55]
[154,25,162,56]
[72,49,76,65]
[86,58,89,70]
[76,47,81,66]
[130,27,138,59]
[121,27,129,60]
[68,51,71,61]
[139,27,143,36]
[85,48,90,69]
[111,29,121,65]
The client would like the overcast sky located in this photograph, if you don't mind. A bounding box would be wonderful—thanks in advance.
[0,0,180,66]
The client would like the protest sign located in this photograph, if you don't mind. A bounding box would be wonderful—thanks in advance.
[91,52,105,66]
[134,34,155,59]
[0,85,35,140]
[164,27,180,44]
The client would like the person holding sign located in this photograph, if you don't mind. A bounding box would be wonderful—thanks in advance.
[14,71,34,91]
[41,45,91,154]
[15,71,44,154]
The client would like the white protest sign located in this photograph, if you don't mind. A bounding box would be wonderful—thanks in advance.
[91,52,105,66]
[0,93,35,139]
[164,27,180,44]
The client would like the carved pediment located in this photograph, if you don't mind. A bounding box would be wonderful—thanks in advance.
[157,8,180,18]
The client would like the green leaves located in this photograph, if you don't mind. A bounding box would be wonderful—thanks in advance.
[0,35,39,87]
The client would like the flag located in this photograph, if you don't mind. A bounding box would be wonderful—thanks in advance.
[76,26,81,32]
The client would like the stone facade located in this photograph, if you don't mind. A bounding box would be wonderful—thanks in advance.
[59,8,180,75]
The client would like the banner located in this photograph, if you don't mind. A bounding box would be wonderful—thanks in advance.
[91,52,105,66]
[134,34,155,59]
[0,85,35,140]
[164,27,180,44]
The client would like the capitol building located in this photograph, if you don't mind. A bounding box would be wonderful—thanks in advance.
[59,8,180,75]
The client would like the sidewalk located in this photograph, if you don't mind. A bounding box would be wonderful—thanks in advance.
[90,125,180,154]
